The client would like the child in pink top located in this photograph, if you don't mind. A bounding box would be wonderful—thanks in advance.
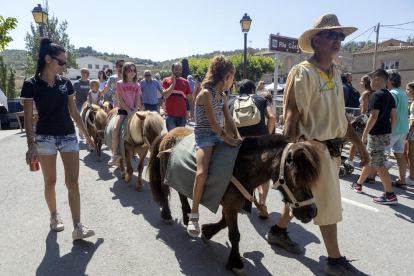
[108,62,142,165]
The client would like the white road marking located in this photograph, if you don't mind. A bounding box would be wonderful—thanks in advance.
[341,197,379,212]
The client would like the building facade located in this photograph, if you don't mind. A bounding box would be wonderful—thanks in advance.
[66,56,114,80]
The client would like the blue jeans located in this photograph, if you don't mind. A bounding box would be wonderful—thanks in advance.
[144,103,158,112]
[165,115,186,132]
[35,133,79,155]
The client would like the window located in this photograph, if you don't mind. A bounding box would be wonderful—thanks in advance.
[103,65,109,69]
[95,64,99,69]
[88,64,92,69]
[381,60,399,70]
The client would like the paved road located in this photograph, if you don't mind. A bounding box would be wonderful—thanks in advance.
[0,124,413,276]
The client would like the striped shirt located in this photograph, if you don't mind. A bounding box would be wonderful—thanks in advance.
[194,85,224,131]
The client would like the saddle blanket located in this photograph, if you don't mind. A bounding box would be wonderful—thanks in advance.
[164,133,240,213]
[104,114,129,160]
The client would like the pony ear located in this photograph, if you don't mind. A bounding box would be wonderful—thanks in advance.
[287,148,304,163]
[136,112,146,121]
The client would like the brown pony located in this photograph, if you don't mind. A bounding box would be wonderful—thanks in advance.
[81,103,108,162]
[148,127,321,275]
[102,101,113,114]
[107,108,164,191]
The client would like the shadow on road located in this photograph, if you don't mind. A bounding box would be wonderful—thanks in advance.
[36,230,104,276]
[244,209,324,275]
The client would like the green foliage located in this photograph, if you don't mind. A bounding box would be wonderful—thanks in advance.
[6,66,16,98]
[185,54,275,83]
[406,36,414,44]
[74,46,152,66]
[0,16,18,52]
[0,56,7,92]
[340,40,375,54]
[2,49,27,75]
[24,15,76,77]
[0,56,17,98]
[159,71,171,80]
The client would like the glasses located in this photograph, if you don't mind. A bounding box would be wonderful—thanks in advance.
[118,64,124,68]
[145,74,151,77]
[52,56,67,66]
[317,31,346,41]
[128,69,136,73]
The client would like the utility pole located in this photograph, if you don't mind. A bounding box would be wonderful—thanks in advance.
[373,23,380,70]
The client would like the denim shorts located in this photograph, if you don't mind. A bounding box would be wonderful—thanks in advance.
[385,133,407,153]
[194,129,223,150]
[35,133,79,155]
[367,133,390,167]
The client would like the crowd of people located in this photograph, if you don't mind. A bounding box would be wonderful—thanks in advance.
[20,12,414,276]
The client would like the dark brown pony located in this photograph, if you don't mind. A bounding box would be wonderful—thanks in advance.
[81,103,108,162]
[148,127,321,275]
[106,108,164,190]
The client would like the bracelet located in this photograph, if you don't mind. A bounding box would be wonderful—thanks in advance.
[28,141,35,146]
[27,136,34,141]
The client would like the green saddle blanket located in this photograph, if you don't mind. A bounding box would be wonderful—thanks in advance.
[104,114,128,160]
[164,133,240,213]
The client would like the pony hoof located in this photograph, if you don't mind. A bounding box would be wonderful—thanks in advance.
[164,219,174,225]
[232,268,247,276]
[98,156,103,162]
[201,234,210,244]
[125,176,131,183]
[136,185,145,192]
[121,172,127,179]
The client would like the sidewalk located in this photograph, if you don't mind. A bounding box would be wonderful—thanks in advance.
[0,129,22,140]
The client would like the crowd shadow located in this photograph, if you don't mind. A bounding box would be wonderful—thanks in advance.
[36,230,104,276]
[109,178,241,276]
[244,208,324,275]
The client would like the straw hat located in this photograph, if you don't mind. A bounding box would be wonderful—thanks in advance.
[298,14,357,53]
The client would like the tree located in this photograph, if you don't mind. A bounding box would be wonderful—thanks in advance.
[24,15,75,77]
[0,16,18,52]
[0,56,7,92]
[6,66,16,98]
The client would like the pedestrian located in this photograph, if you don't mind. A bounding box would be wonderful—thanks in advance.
[154,73,163,113]
[138,75,144,82]
[383,69,409,190]
[139,70,162,112]
[102,60,124,112]
[73,68,90,139]
[259,91,277,134]
[405,82,414,185]
[108,62,142,165]
[88,79,105,107]
[193,74,202,105]
[347,73,353,85]
[256,81,268,95]
[187,55,242,237]
[21,37,95,240]
[161,62,194,131]
[342,73,360,108]
[98,70,107,90]
[105,68,113,77]
[187,75,195,122]
[346,75,376,182]
[271,14,368,275]
[228,79,276,217]
[350,69,398,204]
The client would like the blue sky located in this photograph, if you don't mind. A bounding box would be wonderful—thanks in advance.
[3,0,414,61]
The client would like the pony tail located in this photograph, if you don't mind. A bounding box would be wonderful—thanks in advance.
[34,37,66,77]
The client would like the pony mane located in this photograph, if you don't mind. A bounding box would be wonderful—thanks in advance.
[95,109,108,126]
[239,134,290,154]
[140,111,164,135]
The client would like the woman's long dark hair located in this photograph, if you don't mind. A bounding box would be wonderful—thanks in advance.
[98,70,107,81]
[35,37,65,76]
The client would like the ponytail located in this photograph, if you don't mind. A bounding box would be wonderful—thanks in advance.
[35,37,65,76]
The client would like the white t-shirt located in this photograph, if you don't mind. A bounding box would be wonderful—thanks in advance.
[256,88,268,96]
[90,91,100,105]
[410,102,414,120]
[100,80,106,90]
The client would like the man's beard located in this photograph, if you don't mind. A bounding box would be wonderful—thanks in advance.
[173,72,181,78]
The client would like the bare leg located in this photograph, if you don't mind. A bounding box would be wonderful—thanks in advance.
[376,166,393,193]
[276,204,294,228]
[357,163,373,185]
[60,151,81,228]
[408,141,414,180]
[258,181,270,205]
[112,115,126,155]
[39,154,58,216]
[320,224,341,258]
[394,152,408,183]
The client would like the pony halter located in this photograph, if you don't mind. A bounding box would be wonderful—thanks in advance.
[272,143,315,215]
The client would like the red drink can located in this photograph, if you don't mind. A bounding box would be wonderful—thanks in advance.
[30,156,40,172]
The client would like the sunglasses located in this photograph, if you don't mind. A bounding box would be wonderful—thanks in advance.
[52,56,67,66]
[317,31,346,41]
[127,69,136,73]
[118,64,124,68]
[145,74,151,77]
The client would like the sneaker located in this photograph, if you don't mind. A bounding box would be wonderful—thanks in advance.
[385,160,394,170]
[325,256,362,276]
[257,204,269,218]
[405,176,414,185]
[108,154,121,165]
[72,223,95,240]
[349,182,362,194]
[50,212,64,232]
[373,193,398,205]
[267,228,302,254]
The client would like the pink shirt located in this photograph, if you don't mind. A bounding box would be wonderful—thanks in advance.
[116,81,142,110]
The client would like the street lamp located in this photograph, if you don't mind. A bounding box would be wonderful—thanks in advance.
[31,4,48,37]
[240,13,252,79]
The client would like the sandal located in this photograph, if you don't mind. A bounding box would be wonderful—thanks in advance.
[187,213,200,237]
[392,180,407,190]
[356,174,375,184]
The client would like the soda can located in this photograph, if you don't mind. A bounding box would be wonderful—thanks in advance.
[30,156,40,172]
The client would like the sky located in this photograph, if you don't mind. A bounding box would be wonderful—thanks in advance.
[3,0,414,62]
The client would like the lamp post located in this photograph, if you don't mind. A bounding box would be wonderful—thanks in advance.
[240,13,252,79]
[31,4,48,38]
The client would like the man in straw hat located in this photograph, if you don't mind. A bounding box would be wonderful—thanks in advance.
[267,14,369,275]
